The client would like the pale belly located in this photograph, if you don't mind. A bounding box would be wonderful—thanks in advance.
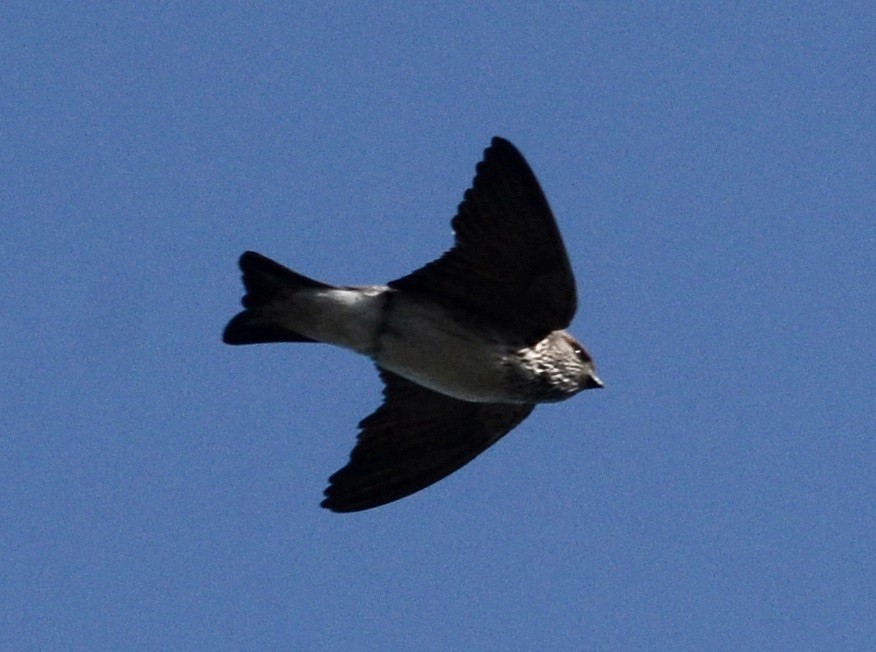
[373,296,521,403]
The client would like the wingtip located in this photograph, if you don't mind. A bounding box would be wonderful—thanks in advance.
[319,496,343,513]
[319,491,386,514]
[489,135,515,150]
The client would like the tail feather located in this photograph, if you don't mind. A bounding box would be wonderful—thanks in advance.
[223,251,332,345]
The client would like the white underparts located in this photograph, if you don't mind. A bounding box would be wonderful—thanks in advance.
[280,287,387,355]
[280,287,526,403]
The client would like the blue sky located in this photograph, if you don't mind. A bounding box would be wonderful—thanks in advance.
[2,3,873,649]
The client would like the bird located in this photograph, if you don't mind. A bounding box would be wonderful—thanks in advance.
[223,136,602,512]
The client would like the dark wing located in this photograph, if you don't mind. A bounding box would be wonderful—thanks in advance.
[322,368,535,513]
[389,137,577,342]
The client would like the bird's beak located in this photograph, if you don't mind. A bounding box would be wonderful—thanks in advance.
[585,375,603,390]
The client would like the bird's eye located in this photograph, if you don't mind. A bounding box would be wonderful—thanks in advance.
[572,345,591,362]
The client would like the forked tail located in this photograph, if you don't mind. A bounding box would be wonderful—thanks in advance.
[222,251,332,345]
